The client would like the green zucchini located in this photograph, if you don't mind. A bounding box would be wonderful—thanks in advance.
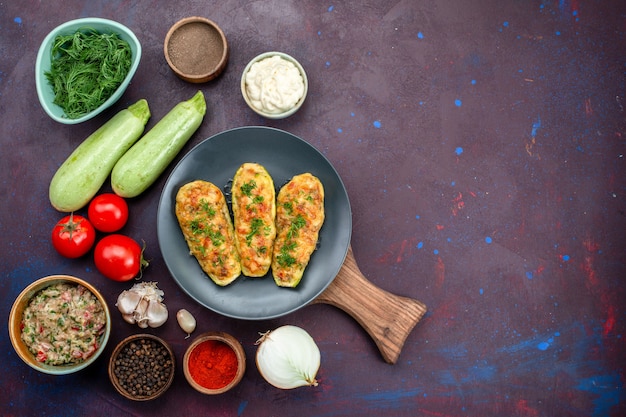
[111,90,206,198]
[49,99,151,212]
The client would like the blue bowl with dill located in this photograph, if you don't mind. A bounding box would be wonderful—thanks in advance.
[35,18,141,124]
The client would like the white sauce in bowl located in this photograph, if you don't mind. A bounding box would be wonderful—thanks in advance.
[245,55,305,115]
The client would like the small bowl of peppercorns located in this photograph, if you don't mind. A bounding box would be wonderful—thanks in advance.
[183,332,246,395]
[108,334,175,401]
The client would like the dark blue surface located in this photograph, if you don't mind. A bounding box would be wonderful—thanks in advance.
[1,1,625,416]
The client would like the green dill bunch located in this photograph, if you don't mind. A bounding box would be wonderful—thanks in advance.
[45,28,132,119]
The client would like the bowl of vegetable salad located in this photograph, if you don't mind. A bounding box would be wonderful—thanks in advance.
[35,17,142,124]
[9,275,112,375]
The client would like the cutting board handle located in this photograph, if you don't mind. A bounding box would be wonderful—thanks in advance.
[313,245,427,364]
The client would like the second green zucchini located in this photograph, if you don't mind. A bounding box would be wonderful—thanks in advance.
[111,90,206,198]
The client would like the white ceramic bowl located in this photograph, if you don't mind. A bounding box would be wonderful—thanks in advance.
[241,51,308,119]
[8,275,112,375]
[35,17,141,124]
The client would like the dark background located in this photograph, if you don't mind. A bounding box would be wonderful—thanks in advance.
[1,1,624,416]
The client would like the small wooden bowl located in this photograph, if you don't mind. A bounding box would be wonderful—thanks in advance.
[164,16,229,83]
[108,334,175,401]
[183,332,246,394]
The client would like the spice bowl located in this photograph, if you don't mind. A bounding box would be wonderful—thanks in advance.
[35,17,141,124]
[8,275,111,375]
[164,16,229,83]
[241,51,308,119]
[183,332,246,395]
[108,334,175,401]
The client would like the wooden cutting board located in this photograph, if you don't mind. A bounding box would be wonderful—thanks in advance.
[312,245,428,364]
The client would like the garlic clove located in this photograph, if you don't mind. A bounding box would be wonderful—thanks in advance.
[146,299,168,328]
[122,313,136,324]
[116,290,142,315]
[134,298,149,316]
[176,309,196,338]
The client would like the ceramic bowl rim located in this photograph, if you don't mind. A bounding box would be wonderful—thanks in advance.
[35,17,142,124]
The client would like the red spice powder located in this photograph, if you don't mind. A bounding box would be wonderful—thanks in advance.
[188,340,238,389]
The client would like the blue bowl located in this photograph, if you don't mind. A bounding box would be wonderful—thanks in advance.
[35,18,142,124]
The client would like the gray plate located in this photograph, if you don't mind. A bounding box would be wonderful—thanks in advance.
[157,126,352,320]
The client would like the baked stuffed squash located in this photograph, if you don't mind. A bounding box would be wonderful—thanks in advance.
[231,163,277,277]
[175,180,241,286]
[271,173,325,287]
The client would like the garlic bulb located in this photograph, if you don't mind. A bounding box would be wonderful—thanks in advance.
[116,282,168,328]
[255,325,321,389]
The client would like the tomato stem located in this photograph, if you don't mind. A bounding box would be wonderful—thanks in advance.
[135,240,150,280]
[59,212,81,239]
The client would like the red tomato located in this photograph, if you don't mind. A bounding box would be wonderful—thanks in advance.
[88,193,129,233]
[51,214,96,258]
[94,234,148,281]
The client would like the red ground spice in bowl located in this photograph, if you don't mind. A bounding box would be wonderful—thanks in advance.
[183,332,246,394]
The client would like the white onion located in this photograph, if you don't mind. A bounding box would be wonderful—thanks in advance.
[255,325,320,389]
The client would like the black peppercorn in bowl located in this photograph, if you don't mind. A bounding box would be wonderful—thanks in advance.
[108,334,175,401]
